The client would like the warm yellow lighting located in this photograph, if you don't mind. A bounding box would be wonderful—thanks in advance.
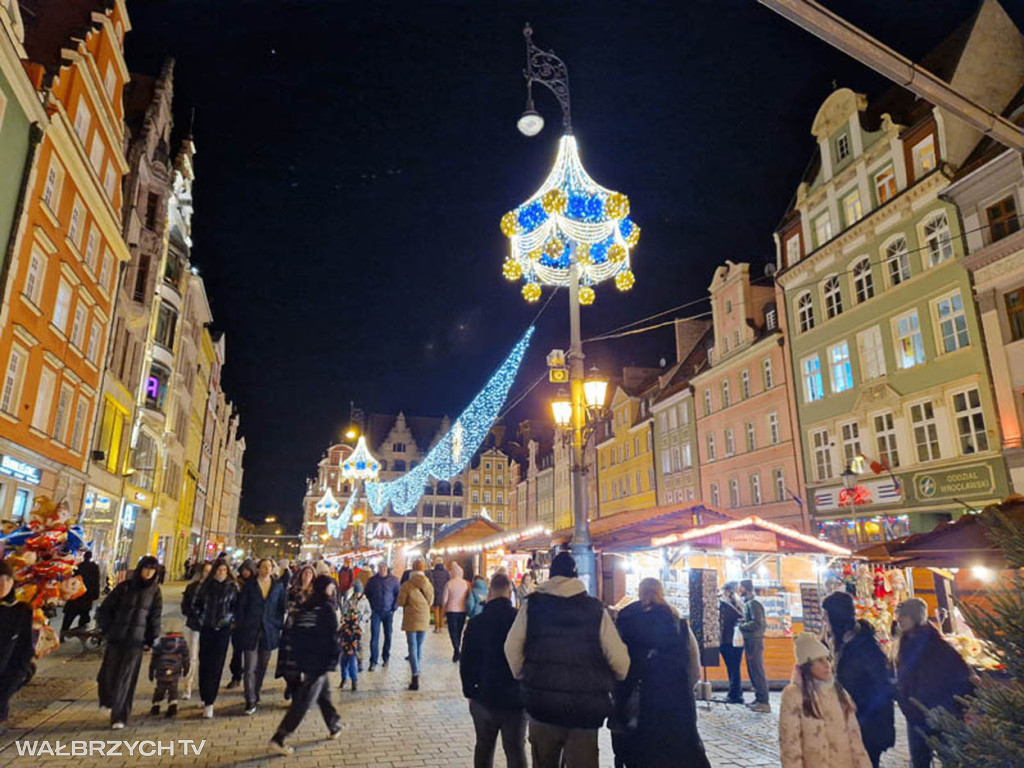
[345,428,358,440]
[320,533,329,542]
[971,565,994,582]
[353,512,365,524]
[583,375,608,410]
[551,394,572,428]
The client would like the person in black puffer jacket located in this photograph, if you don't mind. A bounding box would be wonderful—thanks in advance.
[0,560,34,725]
[460,573,526,768]
[268,575,342,756]
[193,559,239,718]
[96,555,163,728]
[822,590,895,768]
[180,561,211,700]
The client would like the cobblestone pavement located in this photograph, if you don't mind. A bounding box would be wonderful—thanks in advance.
[0,583,913,767]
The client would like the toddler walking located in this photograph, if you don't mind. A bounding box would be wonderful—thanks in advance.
[338,603,362,691]
[149,631,190,717]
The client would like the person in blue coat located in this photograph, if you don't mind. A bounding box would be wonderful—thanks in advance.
[467,574,488,619]
[234,558,286,714]
[364,562,400,670]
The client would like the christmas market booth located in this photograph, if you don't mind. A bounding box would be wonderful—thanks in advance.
[412,515,506,578]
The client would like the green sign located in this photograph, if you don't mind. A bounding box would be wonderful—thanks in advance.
[910,462,999,502]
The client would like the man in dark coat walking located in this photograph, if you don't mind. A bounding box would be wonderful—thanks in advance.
[365,562,400,670]
[96,555,162,728]
[460,573,526,768]
[60,550,101,639]
[428,559,450,633]
[823,590,895,767]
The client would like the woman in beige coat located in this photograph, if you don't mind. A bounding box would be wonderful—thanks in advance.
[779,632,872,768]
[397,559,434,691]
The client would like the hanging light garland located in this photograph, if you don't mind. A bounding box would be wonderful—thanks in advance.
[501,135,639,305]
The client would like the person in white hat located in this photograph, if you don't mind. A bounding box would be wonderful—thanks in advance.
[778,632,872,768]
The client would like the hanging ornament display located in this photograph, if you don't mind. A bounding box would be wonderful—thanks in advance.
[615,269,635,291]
[578,285,596,306]
[522,283,542,303]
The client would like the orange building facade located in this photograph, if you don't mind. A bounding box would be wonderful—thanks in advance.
[0,1,131,521]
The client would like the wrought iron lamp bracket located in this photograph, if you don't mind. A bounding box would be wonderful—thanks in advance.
[522,23,572,132]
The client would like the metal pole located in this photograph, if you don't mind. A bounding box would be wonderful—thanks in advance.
[567,263,596,595]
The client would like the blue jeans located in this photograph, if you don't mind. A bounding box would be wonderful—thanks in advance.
[406,631,426,675]
[340,653,358,684]
[370,611,394,666]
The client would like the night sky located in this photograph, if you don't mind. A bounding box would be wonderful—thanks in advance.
[124,0,1024,531]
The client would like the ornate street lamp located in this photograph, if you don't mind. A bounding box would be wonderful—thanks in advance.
[841,464,859,492]
[502,24,635,595]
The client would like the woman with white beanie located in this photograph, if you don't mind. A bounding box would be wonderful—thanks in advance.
[778,632,872,768]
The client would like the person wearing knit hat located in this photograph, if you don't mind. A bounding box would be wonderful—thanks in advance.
[779,633,872,768]
[0,559,34,725]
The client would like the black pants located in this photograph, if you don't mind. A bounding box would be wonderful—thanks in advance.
[60,598,93,634]
[529,720,599,768]
[243,633,271,708]
[199,626,232,706]
[152,676,180,704]
[228,632,243,681]
[470,699,527,768]
[273,672,339,741]
[97,644,143,725]
[0,668,31,722]
[720,644,744,702]
[447,612,467,656]
[909,722,934,768]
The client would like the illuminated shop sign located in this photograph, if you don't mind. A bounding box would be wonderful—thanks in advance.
[0,455,41,485]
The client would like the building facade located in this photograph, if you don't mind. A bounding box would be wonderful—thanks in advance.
[466,445,515,526]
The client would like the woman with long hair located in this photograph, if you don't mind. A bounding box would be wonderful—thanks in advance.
[276,564,315,701]
[194,559,239,719]
[779,632,872,768]
[181,561,212,700]
[612,578,709,768]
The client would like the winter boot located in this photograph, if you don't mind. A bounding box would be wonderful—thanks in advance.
[166,703,177,718]
[150,705,160,716]
[408,675,419,691]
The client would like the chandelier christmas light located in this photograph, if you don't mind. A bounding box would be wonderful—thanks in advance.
[341,436,381,480]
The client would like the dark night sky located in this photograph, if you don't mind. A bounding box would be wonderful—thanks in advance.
[123,0,1024,531]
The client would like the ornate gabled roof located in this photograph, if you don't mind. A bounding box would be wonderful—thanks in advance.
[19,0,109,69]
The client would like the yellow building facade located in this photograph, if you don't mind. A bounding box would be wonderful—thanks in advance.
[596,382,658,517]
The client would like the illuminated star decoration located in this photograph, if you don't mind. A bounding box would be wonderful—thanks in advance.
[500,135,639,305]
[365,326,534,517]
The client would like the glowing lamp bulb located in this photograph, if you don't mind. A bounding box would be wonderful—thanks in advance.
[550,395,572,428]
[517,109,544,137]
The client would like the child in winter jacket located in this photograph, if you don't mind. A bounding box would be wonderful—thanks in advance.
[779,632,872,768]
[149,631,190,717]
[338,604,362,691]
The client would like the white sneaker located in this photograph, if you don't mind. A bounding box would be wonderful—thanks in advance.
[203,705,214,719]
[245,705,258,716]
[111,722,125,730]
[182,688,191,700]
[268,739,293,756]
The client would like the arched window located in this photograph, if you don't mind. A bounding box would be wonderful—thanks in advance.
[437,481,451,496]
[823,276,843,319]
[392,459,406,471]
[885,235,911,286]
[797,293,814,333]
[923,212,953,266]
[852,258,874,303]
[379,460,387,471]
[423,483,434,496]
[453,482,463,496]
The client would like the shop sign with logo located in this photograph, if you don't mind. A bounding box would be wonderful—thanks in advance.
[721,529,778,552]
[911,463,996,502]
[0,455,41,485]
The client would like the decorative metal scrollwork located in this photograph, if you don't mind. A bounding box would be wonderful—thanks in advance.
[523,23,572,132]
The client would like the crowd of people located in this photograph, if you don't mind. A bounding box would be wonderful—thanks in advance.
[0,549,978,767]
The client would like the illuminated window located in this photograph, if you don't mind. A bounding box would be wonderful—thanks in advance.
[875,165,897,204]
[894,311,925,369]
[912,135,936,177]
[786,234,801,265]
[873,412,900,468]
[953,388,988,455]
[814,212,833,247]
[802,355,824,402]
[935,292,970,353]
[857,325,886,380]
[829,342,853,393]
[842,189,863,226]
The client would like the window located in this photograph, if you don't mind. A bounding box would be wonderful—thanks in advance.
[100,251,113,292]
[70,305,86,349]
[725,429,735,457]
[786,234,801,265]
[895,311,925,369]
[1,347,26,415]
[836,133,850,161]
[472,491,479,503]
[496,491,503,503]
[910,401,940,462]
[912,134,936,177]
[155,303,178,350]
[706,433,716,461]
[661,449,671,475]
[812,429,833,481]
[773,468,786,502]
[857,326,886,380]
[842,189,863,226]
[1007,288,1024,341]
[722,380,731,408]
[710,483,720,508]
[635,471,643,493]
[829,342,853,393]
[729,478,740,508]
[763,358,774,389]
[987,196,1020,242]
[750,474,762,505]
[483,491,491,503]
[42,160,63,210]
[668,407,678,430]
[69,200,83,247]
[53,384,72,442]
[392,459,406,471]
[768,412,780,445]
[681,402,689,426]
[797,293,815,333]
[722,336,729,354]
[885,236,911,286]
[144,363,171,412]
[875,165,897,204]
[703,390,711,416]
[104,63,116,98]
[874,412,900,468]
[88,132,104,172]
[682,443,692,467]
[852,258,874,303]
[766,307,777,329]
[24,247,44,305]
[840,421,861,466]
[53,280,72,332]
[71,397,88,451]
[936,292,970,353]
[924,212,954,266]
[12,489,31,523]
[73,99,90,143]
[84,227,99,272]
[953,388,989,454]
[823,276,843,319]
[741,370,751,399]
[104,165,117,201]
[87,320,101,363]
[802,355,824,402]
[814,212,833,247]
[32,368,56,431]
[745,421,756,452]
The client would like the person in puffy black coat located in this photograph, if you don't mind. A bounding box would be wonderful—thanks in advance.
[460,573,525,768]
[235,558,287,713]
[268,575,342,756]
[0,560,34,725]
[613,578,709,768]
[275,564,315,700]
[226,558,256,688]
[429,560,450,633]
[96,555,162,728]
[194,560,239,718]
[180,561,211,699]
[822,591,895,768]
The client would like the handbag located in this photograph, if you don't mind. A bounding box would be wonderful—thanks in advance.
[732,625,744,648]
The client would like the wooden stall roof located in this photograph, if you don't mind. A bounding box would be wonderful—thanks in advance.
[652,515,853,557]
[417,516,505,553]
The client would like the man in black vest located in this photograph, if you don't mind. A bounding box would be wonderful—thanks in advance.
[504,552,629,768]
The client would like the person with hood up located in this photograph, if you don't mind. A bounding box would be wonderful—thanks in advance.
[397,559,434,691]
[180,561,212,700]
[779,632,872,768]
[0,560,34,727]
[276,564,315,700]
[60,550,100,640]
[268,575,343,755]
[96,555,163,729]
[429,559,450,633]
[442,561,470,662]
[235,557,287,714]
[365,562,400,671]
[226,558,256,689]
[504,552,629,768]
[345,579,371,671]
[822,590,895,768]
[612,578,709,768]
[467,574,488,620]
[894,598,974,768]
[194,559,239,718]
[337,558,355,594]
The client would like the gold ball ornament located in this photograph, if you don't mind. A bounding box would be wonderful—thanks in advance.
[604,192,630,220]
[578,285,596,306]
[576,243,592,266]
[500,211,520,238]
[522,283,542,303]
[544,237,563,258]
[502,259,522,281]
[615,269,636,292]
[608,244,626,264]
[624,223,641,247]
[541,189,568,215]
[527,247,543,262]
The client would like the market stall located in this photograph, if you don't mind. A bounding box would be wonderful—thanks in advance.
[417,515,506,578]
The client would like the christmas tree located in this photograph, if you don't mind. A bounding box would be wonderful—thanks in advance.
[927,503,1024,766]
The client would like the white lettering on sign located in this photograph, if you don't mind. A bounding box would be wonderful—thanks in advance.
[0,455,41,485]
[721,529,778,552]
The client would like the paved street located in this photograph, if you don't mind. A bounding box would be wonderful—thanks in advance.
[0,584,912,767]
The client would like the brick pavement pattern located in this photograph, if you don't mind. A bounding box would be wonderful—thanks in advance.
[0,583,912,767]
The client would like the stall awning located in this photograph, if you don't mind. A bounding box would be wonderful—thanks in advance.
[652,515,853,557]
[420,516,506,557]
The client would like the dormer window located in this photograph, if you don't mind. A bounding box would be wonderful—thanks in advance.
[786,234,801,266]
[836,133,850,162]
